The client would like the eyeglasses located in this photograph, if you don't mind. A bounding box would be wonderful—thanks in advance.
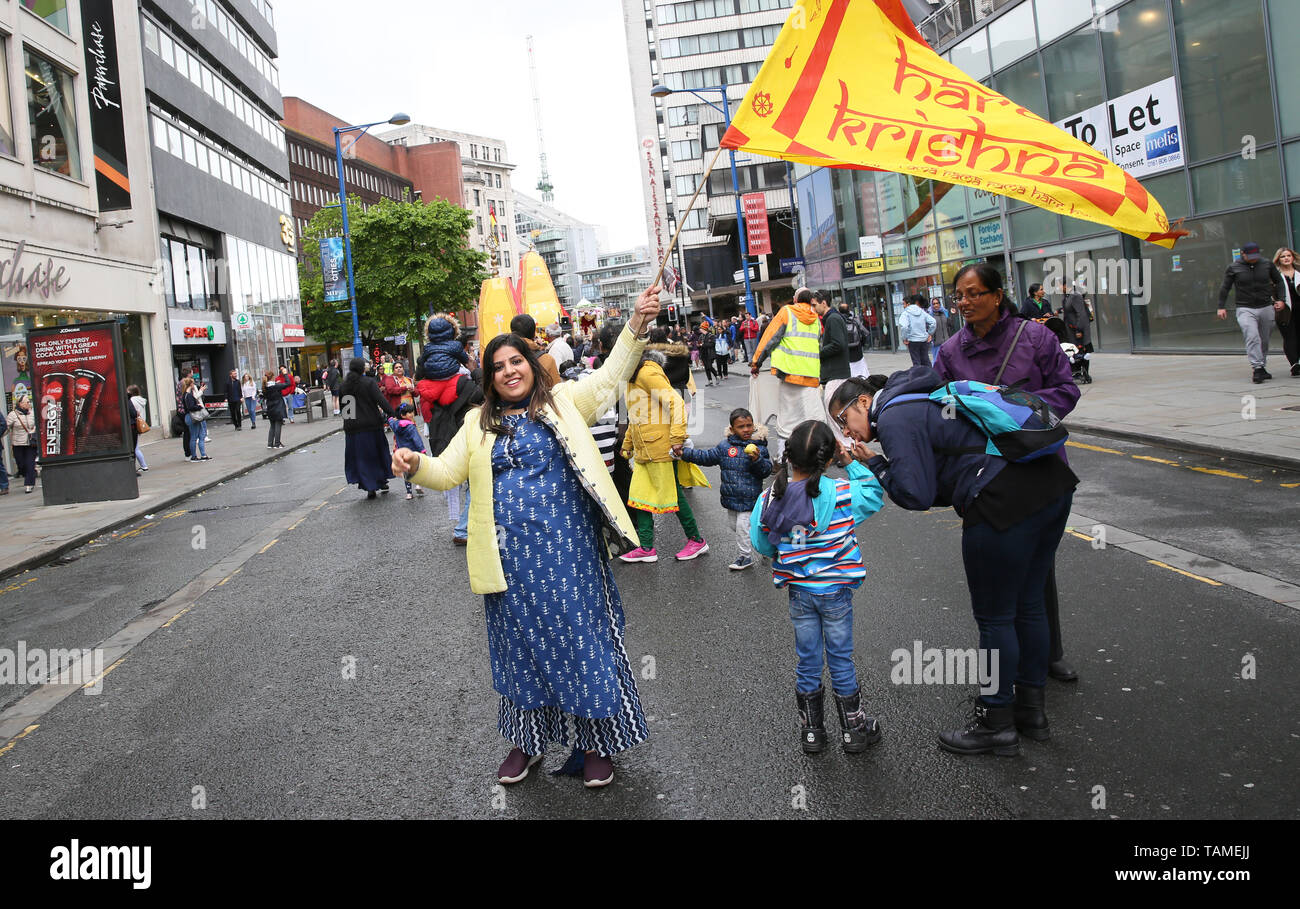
[831,398,856,429]
[952,289,994,302]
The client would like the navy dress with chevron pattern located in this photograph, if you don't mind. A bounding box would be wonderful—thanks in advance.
[486,413,648,757]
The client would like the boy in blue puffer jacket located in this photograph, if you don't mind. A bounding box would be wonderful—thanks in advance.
[419,315,470,408]
[387,403,427,499]
[673,407,772,570]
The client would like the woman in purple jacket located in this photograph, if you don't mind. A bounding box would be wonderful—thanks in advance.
[933,263,1082,683]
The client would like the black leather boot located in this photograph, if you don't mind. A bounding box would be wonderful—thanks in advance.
[796,686,827,754]
[834,689,882,753]
[1013,684,1050,741]
[938,701,1020,756]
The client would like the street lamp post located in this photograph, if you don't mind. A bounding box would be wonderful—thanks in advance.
[650,83,757,318]
[333,112,410,361]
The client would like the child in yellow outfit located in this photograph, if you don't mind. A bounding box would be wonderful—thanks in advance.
[619,349,710,563]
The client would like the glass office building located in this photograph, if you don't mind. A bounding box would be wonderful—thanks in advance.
[798,0,1299,353]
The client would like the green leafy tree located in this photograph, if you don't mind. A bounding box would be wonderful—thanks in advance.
[298,194,488,356]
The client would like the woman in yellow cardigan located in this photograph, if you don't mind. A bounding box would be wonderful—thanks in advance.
[392,286,661,789]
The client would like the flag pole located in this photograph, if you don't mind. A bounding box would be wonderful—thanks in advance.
[652,145,726,289]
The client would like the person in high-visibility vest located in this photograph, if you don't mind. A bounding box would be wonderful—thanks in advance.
[750,287,824,461]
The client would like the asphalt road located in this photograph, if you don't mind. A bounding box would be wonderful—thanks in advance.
[0,371,1296,820]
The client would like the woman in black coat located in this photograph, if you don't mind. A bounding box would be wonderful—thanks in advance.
[262,370,289,449]
[338,359,397,499]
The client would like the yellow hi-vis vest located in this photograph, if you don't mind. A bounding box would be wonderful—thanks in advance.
[770,307,820,379]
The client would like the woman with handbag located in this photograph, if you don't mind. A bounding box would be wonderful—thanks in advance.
[262,370,289,449]
[390,285,662,788]
[127,384,149,472]
[1272,247,1300,376]
[7,394,39,492]
[241,373,258,430]
[180,377,210,461]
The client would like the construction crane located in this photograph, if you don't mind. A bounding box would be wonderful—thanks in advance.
[527,35,555,204]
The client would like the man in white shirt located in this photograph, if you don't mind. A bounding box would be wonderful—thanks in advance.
[546,323,574,369]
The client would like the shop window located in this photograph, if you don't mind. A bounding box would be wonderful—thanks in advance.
[1100,0,1173,98]
[993,54,1046,121]
[1175,0,1275,163]
[932,182,969,229]
[1270,0,1300,138]
[21,0,69,33]
[24,49,81,180]
[988,2,1036,71]
[1009,207,1059,247]
[1044,27,1103,121]
[1191,148,1281,213]
[1034,0,1092,46]
[1139,170,1190,221]
[0,42,14,158]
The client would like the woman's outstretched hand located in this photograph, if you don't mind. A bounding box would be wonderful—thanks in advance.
[628,285,662,335]
[392,447,422,477]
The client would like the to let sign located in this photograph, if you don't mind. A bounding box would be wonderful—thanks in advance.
[742,193,771,257]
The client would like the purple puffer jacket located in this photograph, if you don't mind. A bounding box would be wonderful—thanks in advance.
[932,309,1079,418]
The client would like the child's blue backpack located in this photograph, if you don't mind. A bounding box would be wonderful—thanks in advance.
[877,380,1067,463]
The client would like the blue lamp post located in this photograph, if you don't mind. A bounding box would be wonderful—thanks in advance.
[650,83,757,318]
[333,112,410,360]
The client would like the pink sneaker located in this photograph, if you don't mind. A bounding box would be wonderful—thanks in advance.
[620,547,658,563]
[675,539,709,561]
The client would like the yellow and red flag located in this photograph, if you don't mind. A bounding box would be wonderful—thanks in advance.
[721,0,1185,248]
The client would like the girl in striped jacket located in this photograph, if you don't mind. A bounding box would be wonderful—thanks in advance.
[750,420,885,755]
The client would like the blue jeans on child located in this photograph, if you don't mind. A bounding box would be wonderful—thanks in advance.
[788,585,858,696]
[454,485,470,538]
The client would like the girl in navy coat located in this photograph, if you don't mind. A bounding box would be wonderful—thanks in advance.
[387,403,427,499]
[674,408,772,570]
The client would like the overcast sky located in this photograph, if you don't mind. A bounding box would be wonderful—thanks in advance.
[274,0,647,251]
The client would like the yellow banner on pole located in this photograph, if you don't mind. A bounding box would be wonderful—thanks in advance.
[721,0,1185,248]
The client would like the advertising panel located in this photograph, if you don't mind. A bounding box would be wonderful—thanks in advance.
[27,321,129,462]
[81,0,132,211]
[1054,77,1184,179]
[320,238,347,303]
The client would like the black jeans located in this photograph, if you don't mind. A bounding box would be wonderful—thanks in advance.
[12,444,37,486]
[715,352,729,377]
[229,399,242,429]
[180,418,191,458]
[268,419,283,447]
[703,355,716,382]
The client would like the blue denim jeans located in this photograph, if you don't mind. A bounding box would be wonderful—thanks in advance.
[185,413,206,457]
[244,396,257,427]
[788,585,859,696]
[454,484,470,538]
[961,491,1073,706]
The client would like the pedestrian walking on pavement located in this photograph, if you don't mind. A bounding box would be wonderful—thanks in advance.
[712,324,732,380]
[1271,247,1300,376]
[321,359,342,414]
[423,364,483,544]
[387,404,426,499]
[262,370,288,450]
[840,302,867,378]
[934,263,1082,683]
[749,420,886,754]
[619,347,710,564]
[750,287,825,462]
[741,313,761,363]
[700,323,719,386]
[127,385,149,471]
[180,377,210,461]
[0,408,8,495]
[831,369,1078,756]
[241,373,258,429]
[279,365,298,422]
[339,359,397,499]
[226,369,243,431]
[1059,281,1094,384]
[898,294,937,367]
[675,407,771,571]
[391,285,663,789]
[1218,241,1286,383]
[6,395,37,493]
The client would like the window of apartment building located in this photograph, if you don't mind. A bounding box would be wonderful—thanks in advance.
[473,189,480,206]
[503,251,511,269]
[0,40,13,158]
[477,216,483,234]
[667,105,699,128]
[675,174,700,197]
[657,0,733,25]
[740,0,792,11]
[471,144,478,158]
[21,0,70,33]
[24,49,81,180]
[494,148,501,162]
[672,139,701,161]
[495,173,502,188]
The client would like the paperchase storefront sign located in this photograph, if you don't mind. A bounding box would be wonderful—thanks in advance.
[0,242,72,301]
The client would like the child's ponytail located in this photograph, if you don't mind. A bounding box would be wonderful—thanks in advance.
[782,420,839,500]
[772,455,790,500]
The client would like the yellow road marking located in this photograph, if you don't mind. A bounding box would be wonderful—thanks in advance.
[119,523,154,539]
[258,539,278,554]
[1067,441,1124,455]
[1066,529,1095,542]
[1188,466,1260,482]
[0,724,39,757]
[1131,455,1180,466]
[1147,560,1223,586]
[81,658,125,691]
[288,517,305,532]
[1283,483,1300,489]
[0,577,37,598]
[162,510,188,519]
[215,568,242,587]
[162,606,193,628]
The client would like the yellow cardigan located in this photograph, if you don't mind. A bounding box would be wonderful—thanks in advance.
[621,360,686,463]
[409,324,647,594]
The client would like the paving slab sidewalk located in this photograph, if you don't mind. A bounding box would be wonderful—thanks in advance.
[0,413,343,581]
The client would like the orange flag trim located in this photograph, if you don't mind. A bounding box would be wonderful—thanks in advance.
[722,0,1186,248]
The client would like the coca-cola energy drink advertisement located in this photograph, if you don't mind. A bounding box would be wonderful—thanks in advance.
[27,322,128,461]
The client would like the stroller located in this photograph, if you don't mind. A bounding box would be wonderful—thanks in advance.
[1043,317,1091,384]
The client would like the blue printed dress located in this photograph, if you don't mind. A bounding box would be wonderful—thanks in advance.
[486,412,649,757]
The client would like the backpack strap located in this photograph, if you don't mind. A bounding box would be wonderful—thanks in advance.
[994,320,1029,385]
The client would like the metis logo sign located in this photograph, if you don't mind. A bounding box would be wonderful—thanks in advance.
[1145,125,1180,165]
